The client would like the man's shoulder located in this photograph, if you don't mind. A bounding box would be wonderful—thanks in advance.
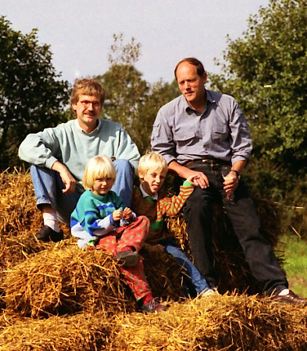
[159,95,184,113]
[100,118,122,130]
[207,90,237,106]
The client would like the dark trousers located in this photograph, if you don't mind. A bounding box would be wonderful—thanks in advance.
[182,160,288,294]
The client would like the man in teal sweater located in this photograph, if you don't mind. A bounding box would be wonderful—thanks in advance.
[18,78,140,242]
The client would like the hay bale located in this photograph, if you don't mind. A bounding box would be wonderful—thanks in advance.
[0,311,110,351]
[142,247,189,300]
[2,240,135,317]
[111,294,307,351]
[0,170,41,236]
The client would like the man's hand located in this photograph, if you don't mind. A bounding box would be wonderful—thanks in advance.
[51,161,77,193]
[223,171,239,200]
[169,161,209,189]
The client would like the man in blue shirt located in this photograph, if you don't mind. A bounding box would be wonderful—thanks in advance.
[151,57,305,305]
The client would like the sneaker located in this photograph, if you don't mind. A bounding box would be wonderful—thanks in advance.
[198,288,218,297]
[272,290,307,306]
[116,250,139,267]
[141,298,168,313]
[36,225,64,243]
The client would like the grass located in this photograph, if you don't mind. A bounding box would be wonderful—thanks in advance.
[277,233,307,298]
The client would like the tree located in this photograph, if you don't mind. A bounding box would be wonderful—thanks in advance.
[210,0,306,203]
[0,16,69,168]
[98,33,178,153]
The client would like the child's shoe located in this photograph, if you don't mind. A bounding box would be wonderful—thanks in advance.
[198,288,218,297]
[116,250,139,267]
[141,298,168,313]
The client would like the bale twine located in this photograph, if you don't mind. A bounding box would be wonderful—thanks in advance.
[3,240,135,317]
[111,294,307,351]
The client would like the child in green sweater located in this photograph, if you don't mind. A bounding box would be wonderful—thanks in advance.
[71,155,166,312]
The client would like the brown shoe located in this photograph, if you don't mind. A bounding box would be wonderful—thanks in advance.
[141,298,168,313]
[36,225,64,243]
[116,250,139,267]
[272,290,306,306]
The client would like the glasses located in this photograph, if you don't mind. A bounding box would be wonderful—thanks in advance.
[79,100,101,108]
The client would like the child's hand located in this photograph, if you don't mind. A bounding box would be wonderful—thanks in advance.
[186,175,197,184]
[122,207,132,220]
[112,208,123,221]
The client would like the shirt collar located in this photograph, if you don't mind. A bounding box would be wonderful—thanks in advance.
[139,184,158,200]
[182,89,216,113]
[75,119,102,134]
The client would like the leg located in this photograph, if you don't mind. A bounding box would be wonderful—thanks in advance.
[165,244,210,294]
[183,186,217,287]
[113,159,134,207]
[97,234,152,302]
[225,189,288,294]
[30,165,81,224]
[116,216,150,253]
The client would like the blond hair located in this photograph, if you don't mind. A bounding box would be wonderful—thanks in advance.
[82,155,116,189]
[138,152,168,179]
[70,78,105,108]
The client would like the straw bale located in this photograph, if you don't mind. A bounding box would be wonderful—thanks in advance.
[3,241,135,317]
[111,294,307,351]
[142,247,189,300]
[0,170,41,236]
[0,311,111,351]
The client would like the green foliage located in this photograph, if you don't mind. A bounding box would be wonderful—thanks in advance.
[210,0,306,203]
[97,34,178,154]
[0,16,69,169]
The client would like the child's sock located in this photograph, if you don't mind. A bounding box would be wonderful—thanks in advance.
[43,210,60,232]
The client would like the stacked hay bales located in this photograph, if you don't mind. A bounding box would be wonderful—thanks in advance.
[0,171,306,350]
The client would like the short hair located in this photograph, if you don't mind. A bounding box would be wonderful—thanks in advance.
[174,57,207,80]
[82,155,116,190]
[70,78,105,107]
[138,152,168,178]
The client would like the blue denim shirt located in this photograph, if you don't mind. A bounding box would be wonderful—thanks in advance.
[151,90,252,165]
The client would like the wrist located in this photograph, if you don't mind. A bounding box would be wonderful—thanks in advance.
[230,169,241,178]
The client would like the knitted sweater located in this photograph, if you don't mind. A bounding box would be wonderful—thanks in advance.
[18,119,140,181]
[131,181,194,244]
[70,190,132,248]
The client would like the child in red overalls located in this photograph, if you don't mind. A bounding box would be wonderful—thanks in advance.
[71,155,166,312]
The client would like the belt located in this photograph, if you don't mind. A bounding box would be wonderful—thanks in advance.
[185,157,231,168]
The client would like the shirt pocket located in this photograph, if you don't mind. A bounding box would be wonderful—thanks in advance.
[173,128,197,145]
[211,123,229,141]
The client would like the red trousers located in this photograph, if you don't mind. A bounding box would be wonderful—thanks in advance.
[96,215,151,300]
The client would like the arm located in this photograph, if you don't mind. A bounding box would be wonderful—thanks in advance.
[160,180,194,217]
[151,107,209,188]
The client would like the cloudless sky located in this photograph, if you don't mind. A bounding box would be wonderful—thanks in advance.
[1,0,269,85]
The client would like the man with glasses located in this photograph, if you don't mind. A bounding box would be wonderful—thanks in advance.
[19,78,140,242]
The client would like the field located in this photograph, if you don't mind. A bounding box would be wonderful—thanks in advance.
[0,171,306,350]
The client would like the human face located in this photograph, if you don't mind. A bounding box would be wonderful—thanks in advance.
[176,62,207,109]
[72,94,102,133]
[92,176,114,196]
[141,168,168,196]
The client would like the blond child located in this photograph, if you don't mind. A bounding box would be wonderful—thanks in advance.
[70,155,166,312]
[132,152,214,297]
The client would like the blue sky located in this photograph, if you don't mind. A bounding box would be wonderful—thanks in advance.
[1,0,269,84]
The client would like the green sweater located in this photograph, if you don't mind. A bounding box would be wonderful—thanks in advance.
[18,118,140,181]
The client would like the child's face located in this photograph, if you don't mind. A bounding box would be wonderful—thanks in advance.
[141,168,167,196]
[92,176,114,195]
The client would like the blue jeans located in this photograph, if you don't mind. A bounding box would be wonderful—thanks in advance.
[30,159,135,224]
[165,243,210,294]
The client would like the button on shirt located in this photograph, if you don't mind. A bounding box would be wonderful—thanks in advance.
[151,89,252,165]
